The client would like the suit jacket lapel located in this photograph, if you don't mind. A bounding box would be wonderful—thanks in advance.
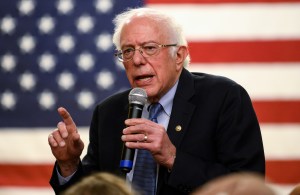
[167,68,196,148]
[157,69,196,194]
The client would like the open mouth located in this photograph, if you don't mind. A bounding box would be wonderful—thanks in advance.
[136,75,154,81]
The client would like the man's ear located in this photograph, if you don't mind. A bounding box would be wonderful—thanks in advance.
[175,46,189,69]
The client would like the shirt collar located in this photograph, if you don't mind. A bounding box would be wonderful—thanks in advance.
[146,80,179,117]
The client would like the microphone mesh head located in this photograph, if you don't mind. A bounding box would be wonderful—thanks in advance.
[128,88,147,105]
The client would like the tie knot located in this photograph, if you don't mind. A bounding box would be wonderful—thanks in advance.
[149,103,163,122]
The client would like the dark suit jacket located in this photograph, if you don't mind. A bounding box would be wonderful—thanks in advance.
[50,68,265,195]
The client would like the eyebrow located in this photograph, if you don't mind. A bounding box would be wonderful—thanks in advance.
[121,41,158,48]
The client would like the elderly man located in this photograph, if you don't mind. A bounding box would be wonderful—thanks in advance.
[48,7,265,195]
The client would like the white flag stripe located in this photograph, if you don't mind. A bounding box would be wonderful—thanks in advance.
[0,127,89,164]
[0,125,299,163]
[187,63,300,100]
[147,3,300,40]
[262,124,300,160]
[269,184,296,195]
[0,187,53,195]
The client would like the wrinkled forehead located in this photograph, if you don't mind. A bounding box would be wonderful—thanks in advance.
[120,15,171,43]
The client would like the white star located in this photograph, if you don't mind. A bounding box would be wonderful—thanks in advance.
[38,53,56,72]
[77,52,94,71]
[38,90,56,110]
[0,16,16,34]
[19,34,36,53]
[38,15,55,34]
[19,71,36,91]
[95,0,113,13]
[57,34,75,53]
[76,14,94,33]
[95,70,114,89]
[57,71,75,90]
[76,90,95,109]
[1,53,17,72]
[18,0,35,15]
[96,32,112,51]
[57,0,74,15]
[0,90,17,110]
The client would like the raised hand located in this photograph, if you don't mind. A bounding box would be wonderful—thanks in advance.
[48,107,84,177]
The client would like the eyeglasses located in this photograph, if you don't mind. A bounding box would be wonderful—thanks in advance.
[114,43,177,62]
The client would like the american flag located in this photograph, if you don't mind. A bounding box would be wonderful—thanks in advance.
[0,0,299,194]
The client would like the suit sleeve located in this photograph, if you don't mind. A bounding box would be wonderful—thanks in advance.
[49,161,85,195]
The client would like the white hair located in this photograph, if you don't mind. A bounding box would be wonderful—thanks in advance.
[112,7,190,67]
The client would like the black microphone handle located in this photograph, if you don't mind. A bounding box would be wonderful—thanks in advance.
[120,103,144,173]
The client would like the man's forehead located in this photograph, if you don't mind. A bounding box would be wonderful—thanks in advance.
[120,15,170,46]
[122,17,160,34]
[124,14,161,26]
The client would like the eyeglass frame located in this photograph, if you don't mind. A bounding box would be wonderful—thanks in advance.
[114,43,178,62]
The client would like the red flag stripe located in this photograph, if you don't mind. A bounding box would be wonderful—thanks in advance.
[0,164,53,187]
[188,40,300,63]
[253,100,300,123]
[0,162,299,187]
[267,160,300,184]
[147,0,300,4]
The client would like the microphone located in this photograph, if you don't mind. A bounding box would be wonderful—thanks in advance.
[120,88,147,173]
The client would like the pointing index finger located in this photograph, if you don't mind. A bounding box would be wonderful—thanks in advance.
[57,107,77,133]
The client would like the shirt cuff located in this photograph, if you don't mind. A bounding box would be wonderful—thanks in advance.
[56,166,77,185]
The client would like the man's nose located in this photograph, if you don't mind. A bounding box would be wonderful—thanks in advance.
[132,49,145,65]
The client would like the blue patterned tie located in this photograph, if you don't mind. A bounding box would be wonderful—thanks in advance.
[132,103,163,195]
